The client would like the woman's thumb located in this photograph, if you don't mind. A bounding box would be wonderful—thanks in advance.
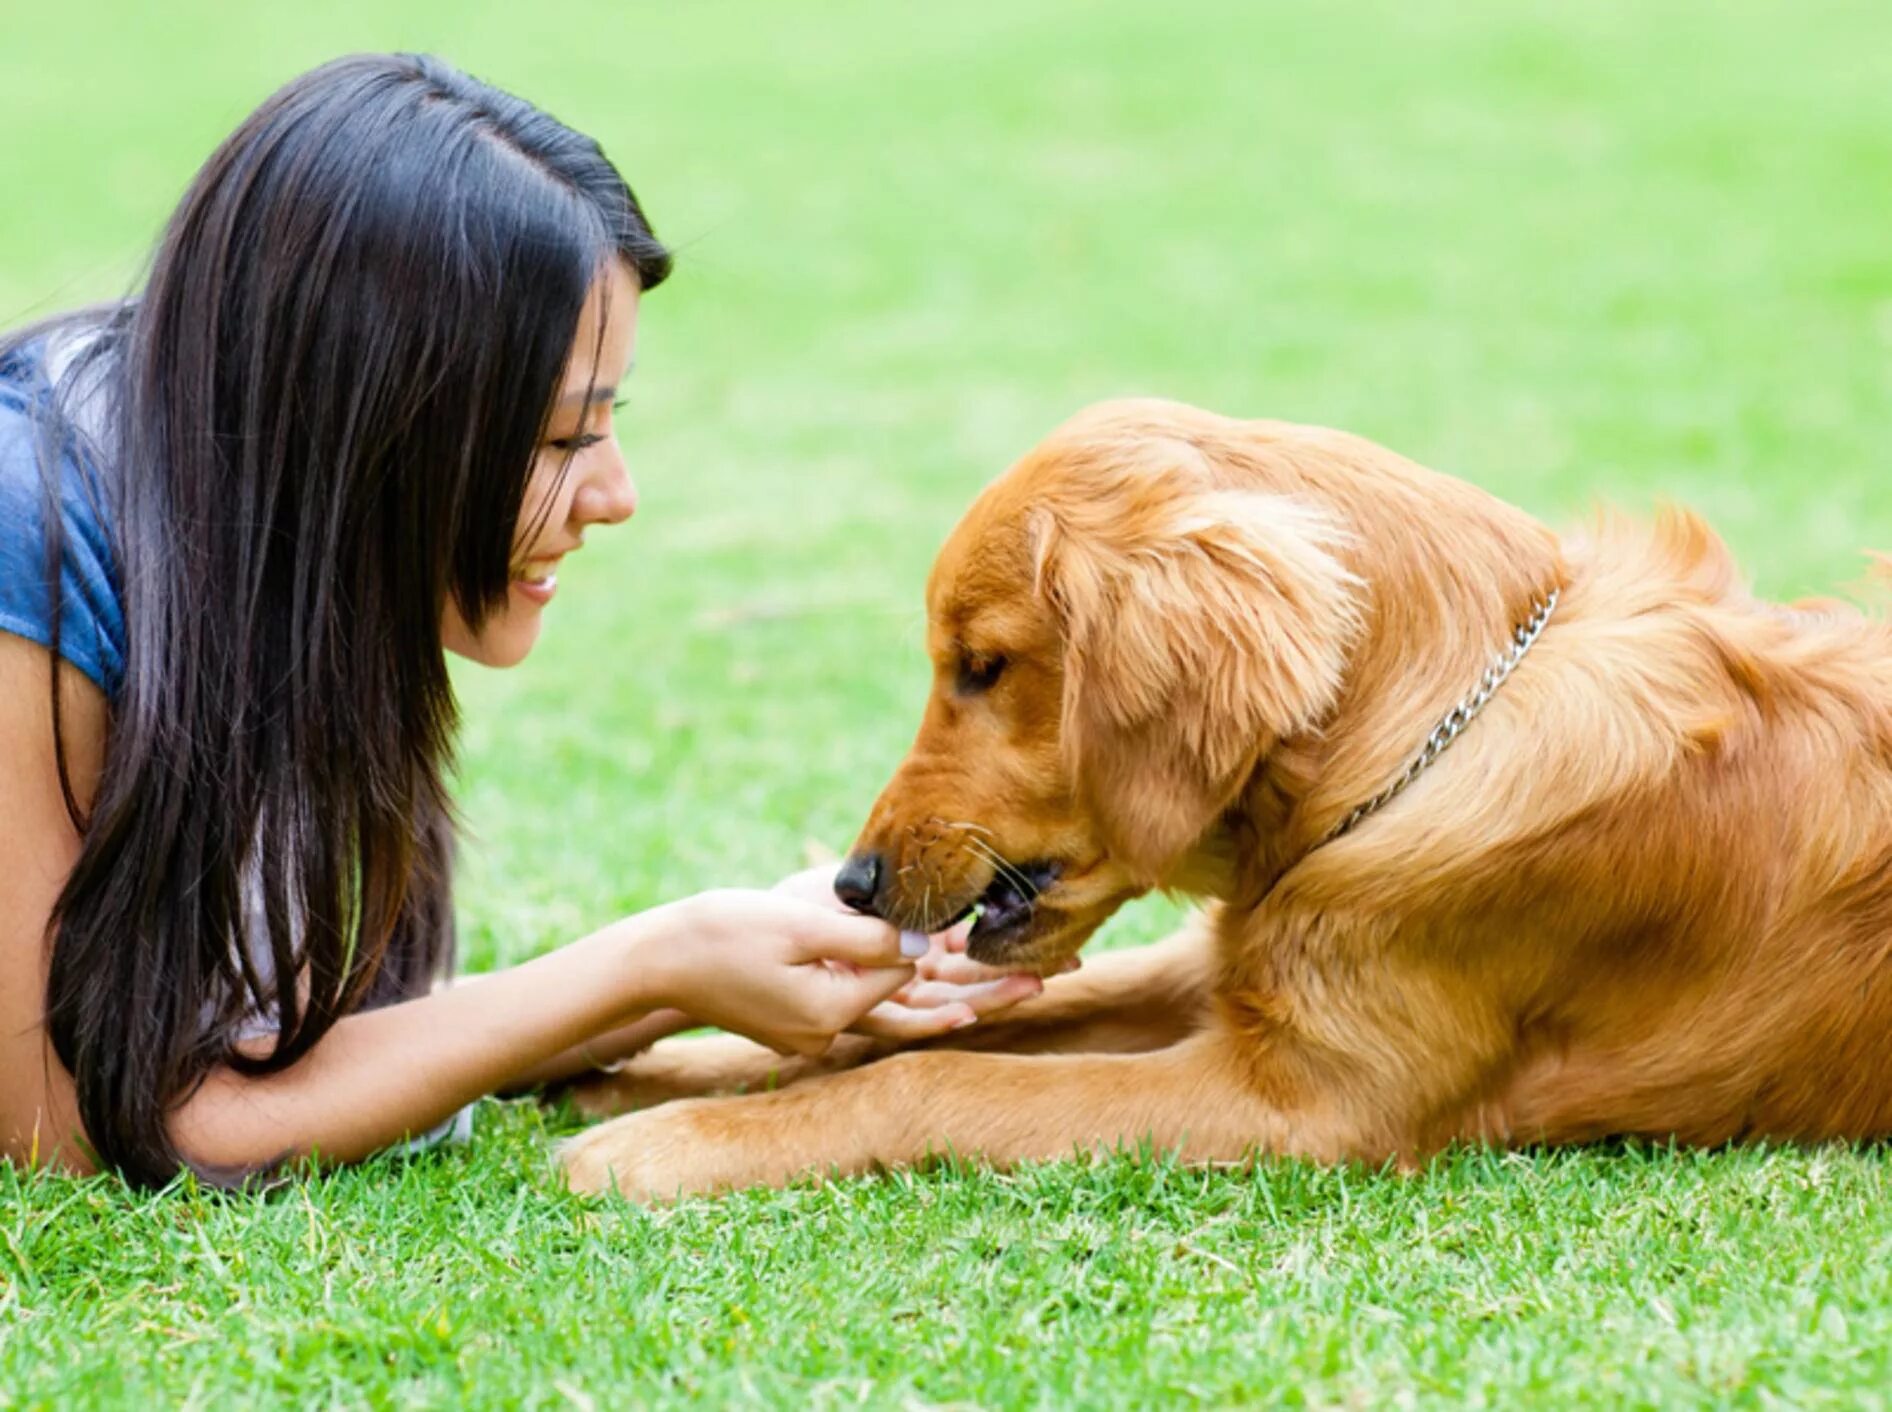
[794,909,922,968]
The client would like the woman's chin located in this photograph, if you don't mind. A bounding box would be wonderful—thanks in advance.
[445,608,544,668]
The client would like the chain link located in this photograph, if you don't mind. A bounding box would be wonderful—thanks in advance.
[1324,587,1560,844]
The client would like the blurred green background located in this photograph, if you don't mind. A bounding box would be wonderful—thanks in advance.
[5,2,1892,1406]
[6,0,1890,960]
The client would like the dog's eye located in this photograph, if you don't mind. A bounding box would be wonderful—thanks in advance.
[956,653,1008,695]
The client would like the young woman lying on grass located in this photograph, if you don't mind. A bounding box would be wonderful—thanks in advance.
[0,53,1043,1187]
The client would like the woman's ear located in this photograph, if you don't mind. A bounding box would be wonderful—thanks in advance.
[1033,457,1362,883]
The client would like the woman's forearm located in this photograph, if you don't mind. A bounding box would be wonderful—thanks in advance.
[499,1008,697,1094]
[168,911,678,1170]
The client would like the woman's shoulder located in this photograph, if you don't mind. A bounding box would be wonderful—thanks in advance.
[0,340,127,700]
[0,340,65,532]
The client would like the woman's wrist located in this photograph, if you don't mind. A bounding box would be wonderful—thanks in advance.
[454,902,697,1097]
[595,895,693,1019]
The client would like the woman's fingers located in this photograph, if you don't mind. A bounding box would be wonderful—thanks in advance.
[934,917,974,953]
[849,1000,977,1041]
[898,974,1043,1013]
[817,951,919,1021]
[918,951,993,984]
[850,971,1047,1039]
[789,906,918,966]
[918,950,1062,985]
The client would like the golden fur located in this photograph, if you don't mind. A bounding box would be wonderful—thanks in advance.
[562,399,1892,1200]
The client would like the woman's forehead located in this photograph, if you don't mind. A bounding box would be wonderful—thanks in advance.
[559,262,639,399]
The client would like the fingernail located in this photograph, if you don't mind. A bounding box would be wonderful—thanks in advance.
[951,1013,978,1030]
[900,930,928,959]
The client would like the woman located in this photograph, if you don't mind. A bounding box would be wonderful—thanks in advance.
[0,53,1040,1187]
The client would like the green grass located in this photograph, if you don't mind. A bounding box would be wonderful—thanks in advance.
[8,1132,1892,1408]
[5,0,1892,1405]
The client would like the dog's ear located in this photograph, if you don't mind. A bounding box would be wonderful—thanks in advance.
[1032,447,1362,883]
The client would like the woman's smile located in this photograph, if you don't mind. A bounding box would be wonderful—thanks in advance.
[511,552,569,604]
[511,571,558,605]
[511,534,591,604]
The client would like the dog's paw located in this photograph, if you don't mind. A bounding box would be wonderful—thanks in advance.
[559,1099,745,1202]
[556,1033,817,1120]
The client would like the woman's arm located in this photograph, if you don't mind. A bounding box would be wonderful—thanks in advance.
[0,635,101,1170]
[1,634,682,1166]
[171,910,687,1168]
[1,633,922,1176]
[172,892,916,1169]
[499,1008,698,1094]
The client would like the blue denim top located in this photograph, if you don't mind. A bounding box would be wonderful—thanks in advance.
[0,340,126,697]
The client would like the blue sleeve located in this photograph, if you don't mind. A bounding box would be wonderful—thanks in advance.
[0,383,127,699]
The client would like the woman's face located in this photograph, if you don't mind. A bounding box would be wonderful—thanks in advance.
[442,259,642,667]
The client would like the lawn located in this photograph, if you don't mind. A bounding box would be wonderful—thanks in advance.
[4,0,1892,1405]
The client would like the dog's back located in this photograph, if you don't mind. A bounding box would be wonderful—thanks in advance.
[1272,499,1892,1151]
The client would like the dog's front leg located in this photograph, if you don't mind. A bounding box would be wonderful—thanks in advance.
[560,1031,1313,1200]
[557,1032,885,1118]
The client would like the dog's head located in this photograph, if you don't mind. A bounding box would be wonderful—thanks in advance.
[836,400,1365,968]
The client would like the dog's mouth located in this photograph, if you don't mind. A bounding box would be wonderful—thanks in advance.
[960,860,1063,949]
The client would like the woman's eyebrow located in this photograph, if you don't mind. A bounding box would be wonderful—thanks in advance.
[553,360,634,411]
[555,384,619,411]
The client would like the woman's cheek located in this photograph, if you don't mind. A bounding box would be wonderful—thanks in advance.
[522,455,576,537]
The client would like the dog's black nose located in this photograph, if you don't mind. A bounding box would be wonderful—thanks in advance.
[833,852,884,914]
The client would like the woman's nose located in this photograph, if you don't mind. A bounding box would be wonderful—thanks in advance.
[574,445,637,527]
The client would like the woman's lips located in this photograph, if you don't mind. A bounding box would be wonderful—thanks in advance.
[512,573,557,605]
[512,548,575,605]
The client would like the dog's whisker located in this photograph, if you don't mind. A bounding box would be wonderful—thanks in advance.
[916,814,1042,911]
[962,836,1040,901]
[940,820,997,841]
[978,839,1032,888]
[928,859,957,931]
[967,839,1037,900]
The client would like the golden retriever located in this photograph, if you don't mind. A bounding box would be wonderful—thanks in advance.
[561,398,1892,1200]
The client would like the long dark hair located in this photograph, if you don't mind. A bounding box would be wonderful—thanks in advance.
[1,53,670,1185]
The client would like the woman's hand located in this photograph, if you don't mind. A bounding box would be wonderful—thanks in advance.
[640,890,920,1057]
[509,860,1065,1094]
[770,864,1056,1040]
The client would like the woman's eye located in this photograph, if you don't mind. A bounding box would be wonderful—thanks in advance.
[550,433,606,453]
[956,653,1007,695]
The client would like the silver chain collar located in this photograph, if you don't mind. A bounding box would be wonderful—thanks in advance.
[1323,587,1560,845]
